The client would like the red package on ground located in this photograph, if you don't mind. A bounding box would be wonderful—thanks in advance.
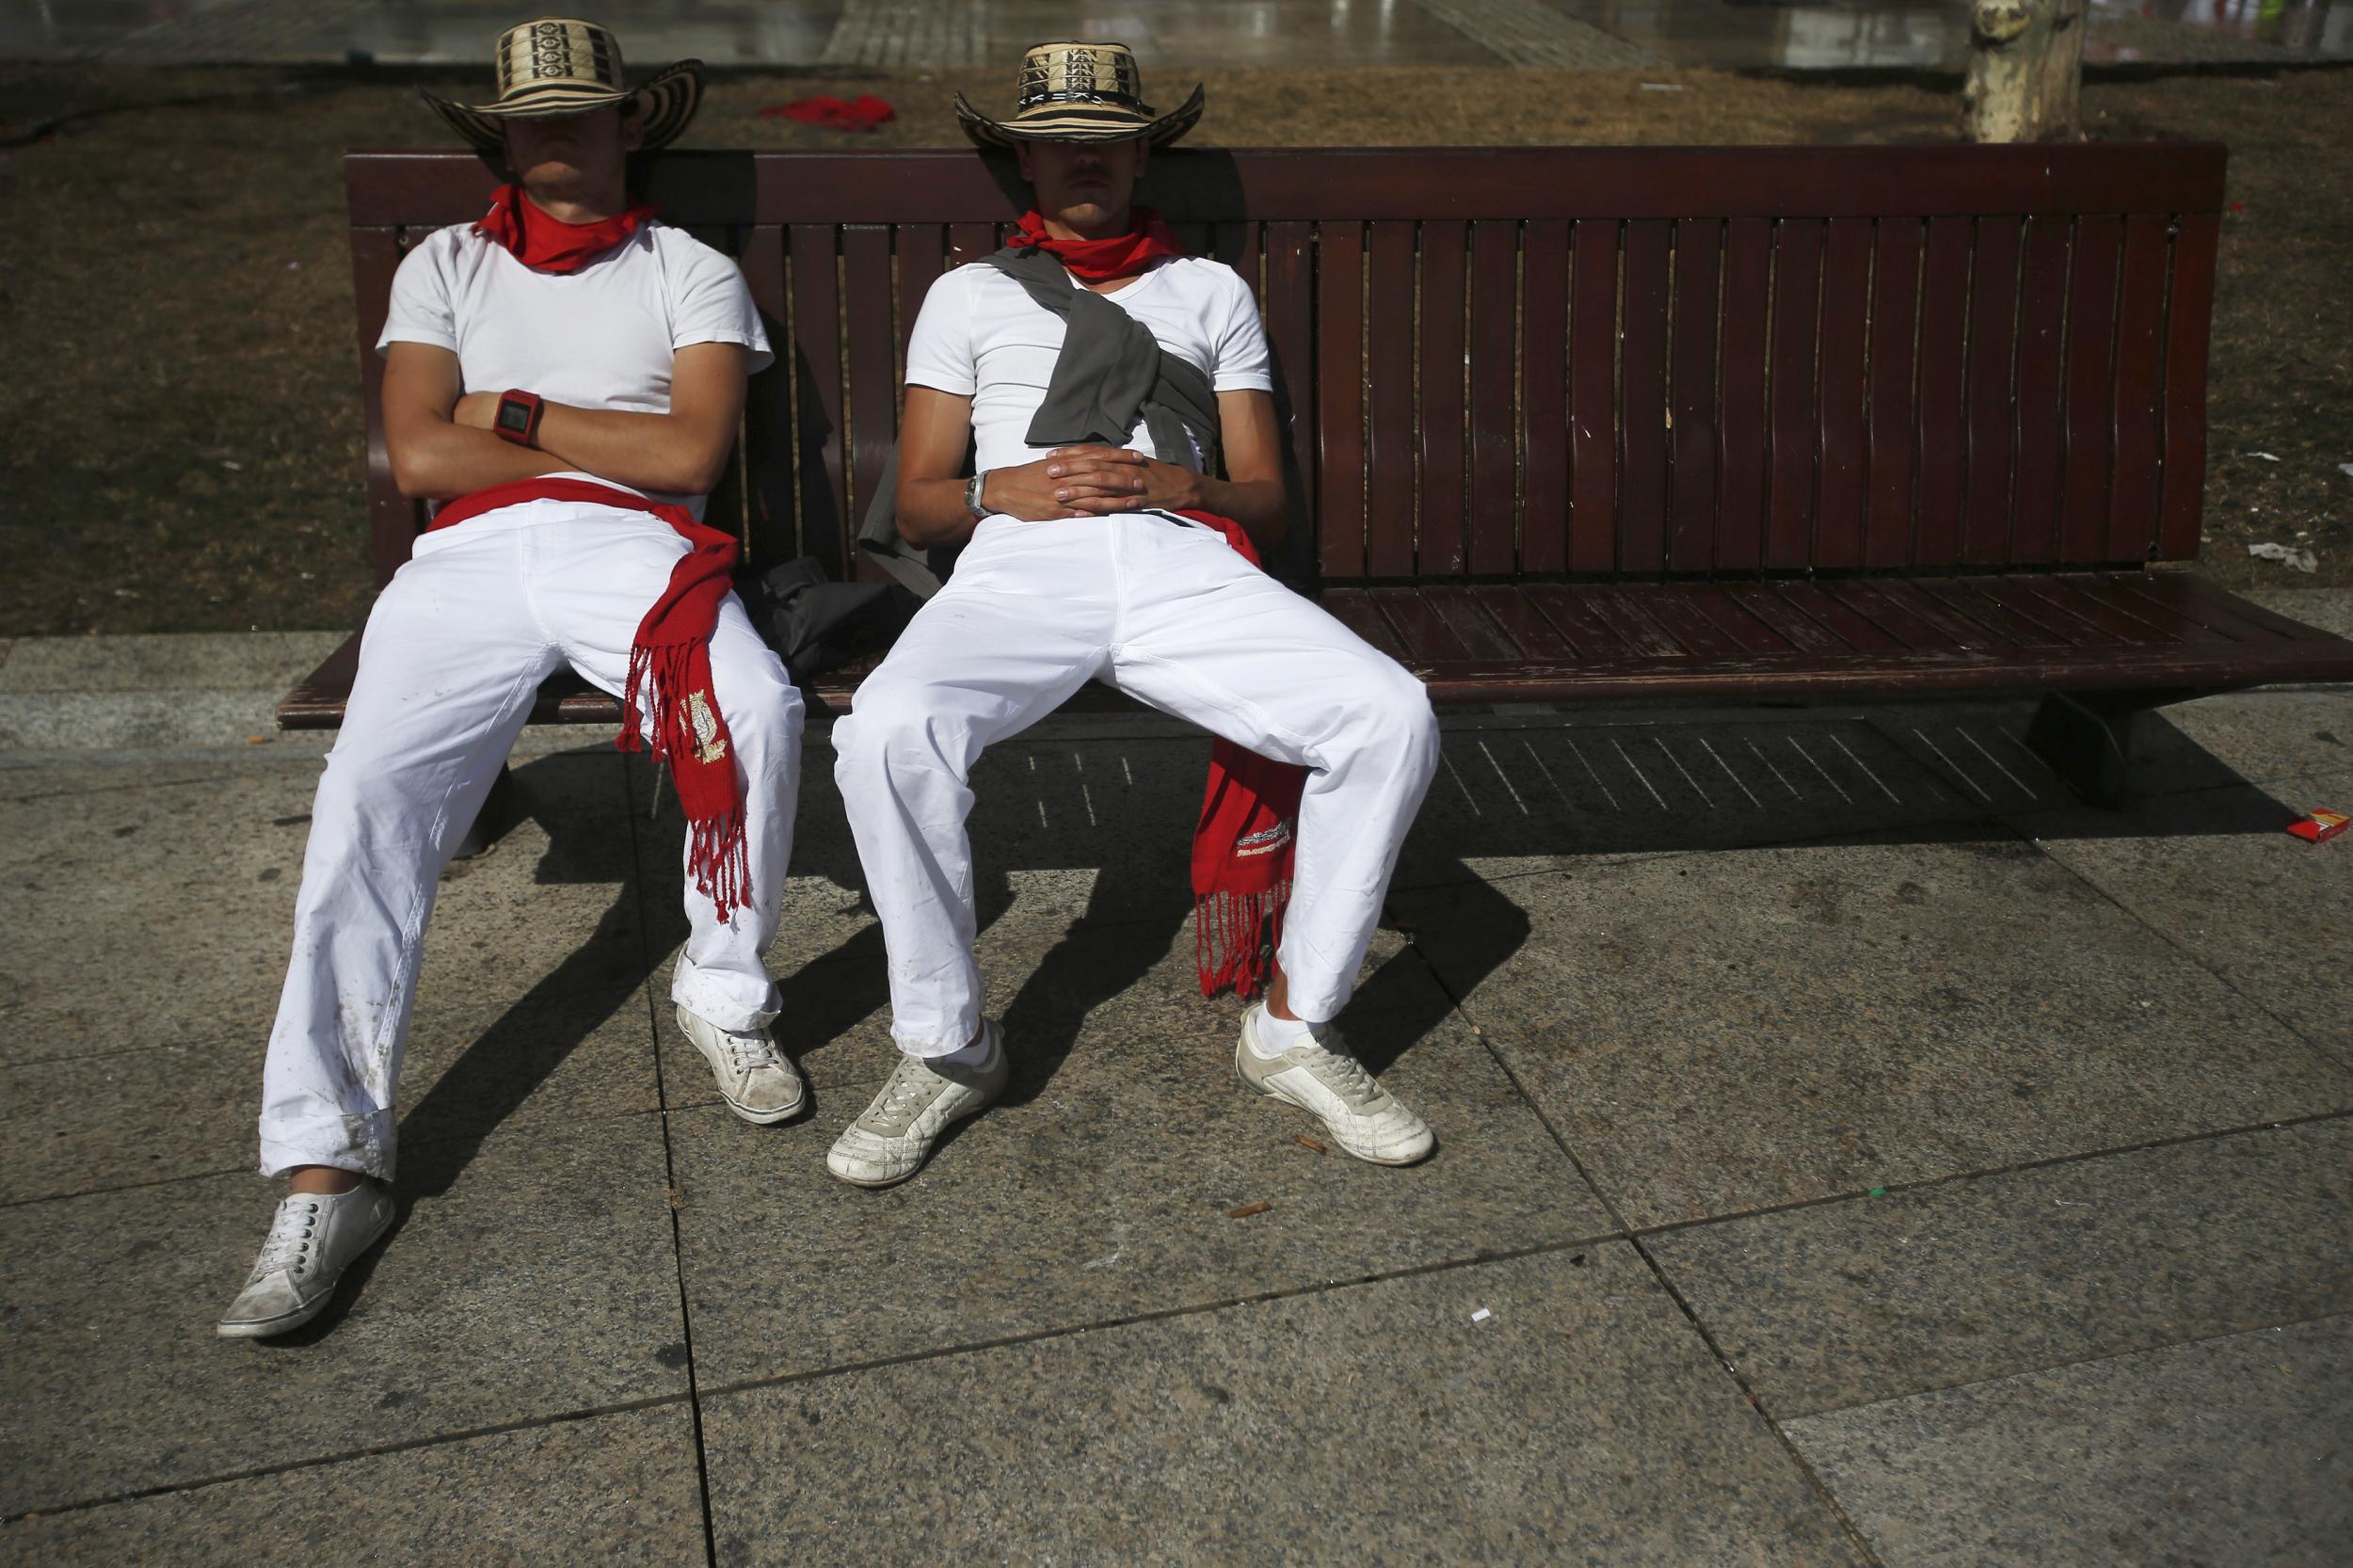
[758,95,894,131]
[2286,808,2349,843]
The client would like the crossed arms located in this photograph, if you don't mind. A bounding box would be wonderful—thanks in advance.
[381,340,755,502]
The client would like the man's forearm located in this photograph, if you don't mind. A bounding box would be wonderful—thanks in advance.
[1193,475,1287,551]
[391,422,567,501]
[536,404,730,497]
[896,475,981,550]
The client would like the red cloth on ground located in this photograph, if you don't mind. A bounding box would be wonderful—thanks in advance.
[472,184,657,274]
[427,477,750,922]
[1174,510,1308,1000]
[758,95,895,131]
[1004,207,1185,284]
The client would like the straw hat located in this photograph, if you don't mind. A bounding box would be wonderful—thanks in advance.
[421,17,703,155]
[953,41,1203,151]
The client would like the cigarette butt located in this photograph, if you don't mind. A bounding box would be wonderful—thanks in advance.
[246,735,271,744]
[1293,1134,1327,1156]
[1227,1202,1273,1219]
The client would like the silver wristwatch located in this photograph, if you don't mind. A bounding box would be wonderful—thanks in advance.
[965,472,988,520]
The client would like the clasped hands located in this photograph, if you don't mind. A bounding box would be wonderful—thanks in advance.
[983,445,1201,521]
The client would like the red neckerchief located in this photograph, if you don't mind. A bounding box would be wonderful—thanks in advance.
[428,477,750,922]
[473,184,658,274]
[1176,508,1308,1002]
[1004,206,1184,282]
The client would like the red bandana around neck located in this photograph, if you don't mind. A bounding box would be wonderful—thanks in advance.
[1004,206,1184,283]
[473,184,658,275]
[425,477,751,923]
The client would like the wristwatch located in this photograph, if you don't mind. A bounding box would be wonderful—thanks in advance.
[494,389,545,448]
[965,472,989,520]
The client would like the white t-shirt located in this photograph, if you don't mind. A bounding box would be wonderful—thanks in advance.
[377,218,773,515]
[902,256,1273,477]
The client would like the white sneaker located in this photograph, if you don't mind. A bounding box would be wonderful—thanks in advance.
[1234,1006,1434,1165]
[216,1181,395,1339]
[825,1022,1009,1188]
[678,1005,806,1126]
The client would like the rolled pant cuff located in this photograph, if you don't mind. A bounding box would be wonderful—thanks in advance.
[672,974,778,1035]
[889,1019,983,1058]
[259,1117,396,1182]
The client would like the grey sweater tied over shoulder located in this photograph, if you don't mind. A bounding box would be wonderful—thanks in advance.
[856,243,1223,599]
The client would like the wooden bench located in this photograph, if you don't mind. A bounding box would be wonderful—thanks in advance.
[285,143,2353,808]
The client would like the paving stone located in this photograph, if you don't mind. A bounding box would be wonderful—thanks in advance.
[1785,1314,2353,1568]
[1397,827,2353,1228]
[2147,690,2353,790]
[0,1112,685,1516]
[1648,1118,2353,1416]
[699,1245,1868,1567]
[0,632,351,696]
[4,1401,706,1565]
[670,923,1608,1387]
[2014,770,2353,1064]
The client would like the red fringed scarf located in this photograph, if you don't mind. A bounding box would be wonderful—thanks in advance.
[1004,206,1185,283]
[1174,512,1310,1000]
[427,477,751,922]
[474,184,657,274]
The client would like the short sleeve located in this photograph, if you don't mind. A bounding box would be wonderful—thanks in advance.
[376,233,458,356]
[1209,267,1273,394]
[903,267,978,396]
[667,235,775,374]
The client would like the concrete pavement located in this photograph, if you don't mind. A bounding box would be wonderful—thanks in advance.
[2,606,2349,1564]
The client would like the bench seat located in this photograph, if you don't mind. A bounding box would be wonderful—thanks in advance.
[280,569,2353,729]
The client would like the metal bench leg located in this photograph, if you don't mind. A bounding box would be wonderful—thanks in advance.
[451,762,519,861]
[2023,690,2193,809]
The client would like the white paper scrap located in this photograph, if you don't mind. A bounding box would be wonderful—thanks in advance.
[1470,1307,1493,1322]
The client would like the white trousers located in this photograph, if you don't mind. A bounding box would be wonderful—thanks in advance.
[833,511,1438,1055]
[258,501,803,1178]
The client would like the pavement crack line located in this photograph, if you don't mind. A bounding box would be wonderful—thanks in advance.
[619,759,723,1568]
[1398,936,1893,1568]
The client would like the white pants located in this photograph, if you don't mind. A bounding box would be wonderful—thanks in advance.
[834,511,1438,1055]
[258,500,803,1178]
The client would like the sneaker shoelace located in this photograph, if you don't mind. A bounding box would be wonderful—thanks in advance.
[249,1196,323,1281]
[868,1054,945,1131]
[1300,1037,1382,1107]
[725,1029,783,1072]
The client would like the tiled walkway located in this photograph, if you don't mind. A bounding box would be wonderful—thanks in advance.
[3,626,2348,1561]
[7,0,2348,70]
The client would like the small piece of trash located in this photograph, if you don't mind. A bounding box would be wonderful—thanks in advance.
[1227,1201,1273,1220]
[1293,1133,1327,1156]
[221,460,243,471]
[245,735,271,745]
[286,261,300,271]
[1470,1307,1493,1322]
[2053,1198,2090,1208]
[2249,541,2318,573]
[2286,808,2348,844]
[1867,1187,1887,1197]
[2249,451,2281,462]
[1639,82,1688,91]
[2338,462,2353,478]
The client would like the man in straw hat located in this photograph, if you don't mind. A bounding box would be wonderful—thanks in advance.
[219,19,806,1338]
[830,42,1440,1188]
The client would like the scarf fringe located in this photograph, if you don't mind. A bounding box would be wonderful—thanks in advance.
[1194,880,1290,1000]
[620,643,748,926]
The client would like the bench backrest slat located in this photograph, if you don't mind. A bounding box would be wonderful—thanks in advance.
[345,144,2226,589]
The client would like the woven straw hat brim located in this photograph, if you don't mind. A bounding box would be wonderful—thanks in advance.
[954,82,1204,151]
[422,60,703,156]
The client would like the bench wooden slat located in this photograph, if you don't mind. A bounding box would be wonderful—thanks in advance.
[842,226,897,552]
[736,226,795,570]
[1370,584,1474,662]
[1620,219,1672,574]
[1818,580,1949,652]
[1775,582,1905,653]
[1321,590,1410,661]
[2059,215,2124,562]
[1922,577,2067,648]
[1418,220,1469,576]
[1467,584,1575,659]
[1717,217,1771,571]
[1316,220,1368,578]
[2029,575,2183,645]
[787,223,848,578]
[1768,217,1824,570]
[2108,212,2169,561]
[1729,583,1848,655]
[2010,216,2071,563]
[2115,573,2291,644]
[1260,220,1318,555]
[1961,577,2105,648]
[1518,219,1570,574]
[1584,586,1689,660]
[1816,216,1871,569]
[1668,217,1721,572]
[1964,215,2025,564]
[1420,584,1521,660]
[897,223,944,371]
[1467,220,1520,576]
[2158,212,2220,562]
[1568,219,1618,571]
[1365,221,1417,578]
[1636,587,1756,658]
[350,227,408,587]
[1519,584,1633,662]
[1915,216,1972,566]
[1865,217,1922,568]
